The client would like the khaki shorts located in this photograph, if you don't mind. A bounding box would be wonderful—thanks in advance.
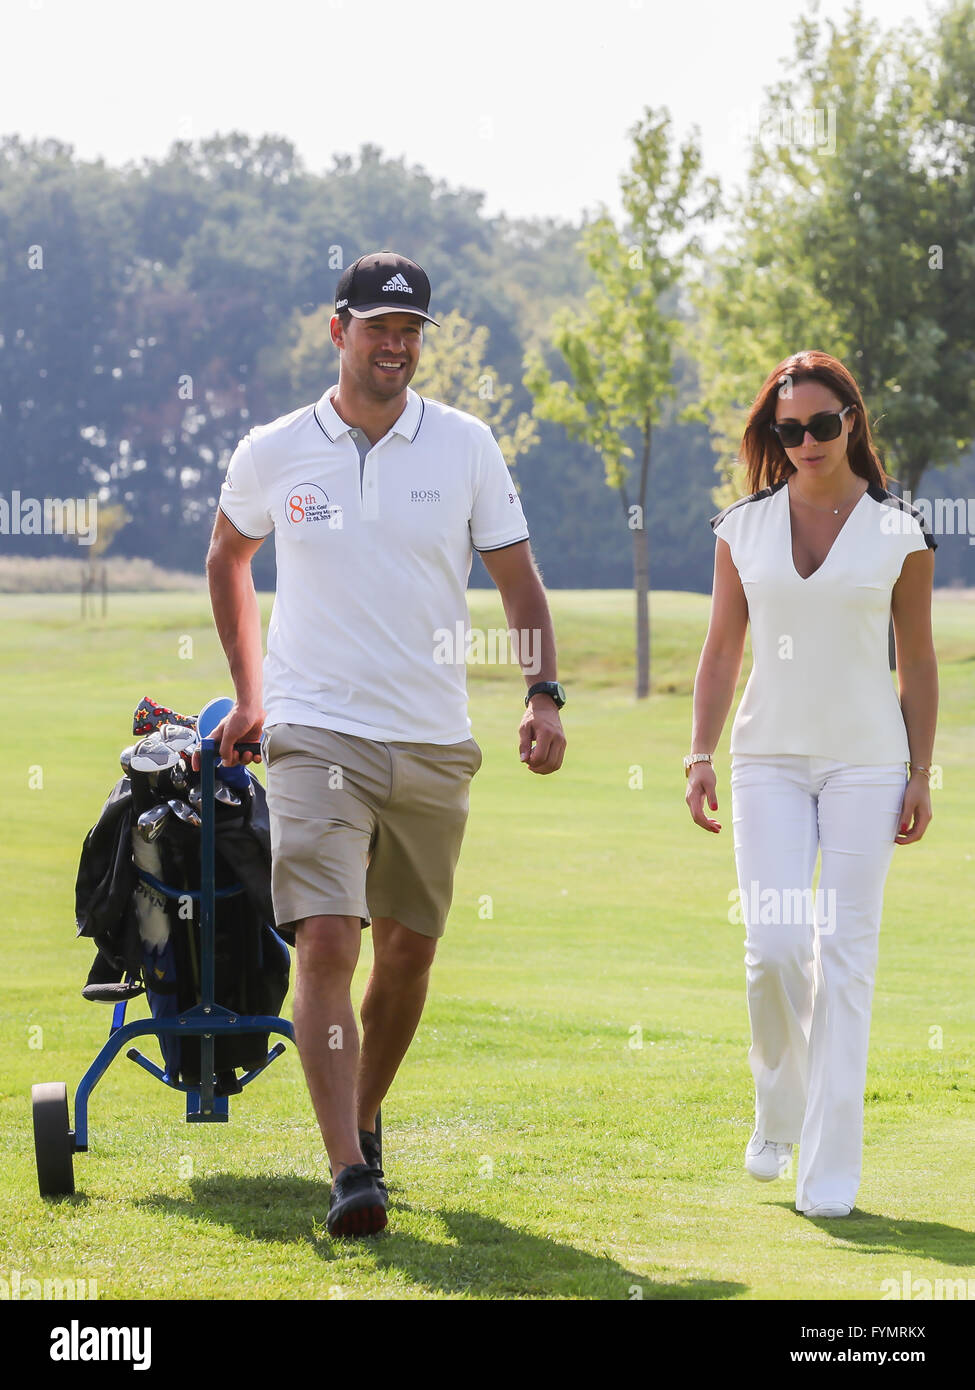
[263,723,482,941]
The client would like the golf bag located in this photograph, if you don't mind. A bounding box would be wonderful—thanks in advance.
[76,768,291,1091]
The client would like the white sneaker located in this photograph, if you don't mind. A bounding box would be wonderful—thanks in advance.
[802,1202,852,1218]
[745,1131,794,1181]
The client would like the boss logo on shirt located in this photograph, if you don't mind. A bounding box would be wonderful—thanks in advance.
[285,483,343,528]
[410,489,441,503]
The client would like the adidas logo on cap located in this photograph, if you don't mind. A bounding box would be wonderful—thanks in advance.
[381,273,413,294]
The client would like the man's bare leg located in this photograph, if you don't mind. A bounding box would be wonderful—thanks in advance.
[357,917,437,1133]
[293,914,365,1175]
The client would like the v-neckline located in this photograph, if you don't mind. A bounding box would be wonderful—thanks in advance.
[785,478,869,581]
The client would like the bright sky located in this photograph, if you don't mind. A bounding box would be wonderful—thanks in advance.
[2,0,933,223]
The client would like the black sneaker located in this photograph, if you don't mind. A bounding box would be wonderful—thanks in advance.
[327,1163,388,1238]
[359,1128,386,1198]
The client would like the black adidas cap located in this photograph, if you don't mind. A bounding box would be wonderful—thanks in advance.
[334,251,439,326]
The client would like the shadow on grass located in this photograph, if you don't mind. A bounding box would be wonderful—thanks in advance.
[370,1204,745,1300]
[772,1202,975,1264]
[139,1176,747,1300]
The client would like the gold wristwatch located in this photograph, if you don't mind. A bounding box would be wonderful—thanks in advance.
[684,753,713,778]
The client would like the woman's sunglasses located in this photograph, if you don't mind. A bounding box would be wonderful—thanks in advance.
[770,405,853,449]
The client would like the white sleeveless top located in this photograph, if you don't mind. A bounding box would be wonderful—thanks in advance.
[710,479,936,763]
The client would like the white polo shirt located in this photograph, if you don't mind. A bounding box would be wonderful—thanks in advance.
[711,479,936,763]
[218,386,529,744]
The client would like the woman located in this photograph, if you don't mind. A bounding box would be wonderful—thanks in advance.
[685,349,938,1218]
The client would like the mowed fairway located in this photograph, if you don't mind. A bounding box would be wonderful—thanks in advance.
[1,588,973,1301]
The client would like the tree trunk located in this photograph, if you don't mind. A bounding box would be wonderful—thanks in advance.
[618,417,652,698]
[633,522,650,698]
[903,458,927,501]
[633,413,652,697]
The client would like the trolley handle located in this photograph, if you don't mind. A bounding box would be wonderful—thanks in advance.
[199,739,218,1009]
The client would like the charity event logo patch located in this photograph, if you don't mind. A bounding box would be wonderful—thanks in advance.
[285,483,341,526]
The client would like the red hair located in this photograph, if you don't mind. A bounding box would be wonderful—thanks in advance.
[739,350,886,493]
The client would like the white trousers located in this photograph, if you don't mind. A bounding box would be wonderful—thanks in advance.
[729,753,907,1212]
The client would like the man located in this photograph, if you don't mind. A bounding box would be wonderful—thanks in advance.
[205,251,566,1237]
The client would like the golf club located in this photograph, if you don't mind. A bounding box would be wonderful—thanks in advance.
[137,804,172,844]
[159,723,198,754]
[131,733,181,775]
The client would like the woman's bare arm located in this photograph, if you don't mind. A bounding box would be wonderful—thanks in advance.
[891,547,938,844]
[686,538,749,832]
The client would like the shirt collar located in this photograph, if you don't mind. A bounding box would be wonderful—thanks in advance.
[313,386,424,445]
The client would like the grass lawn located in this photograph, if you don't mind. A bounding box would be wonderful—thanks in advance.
[1,588,973,1301]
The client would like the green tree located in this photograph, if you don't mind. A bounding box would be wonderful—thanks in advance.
[288,303,337,402]
[0,137,135,524]
[693,0,975,503]
[524,108,718,695]
[411,310,537,469]
[79,501,128,616]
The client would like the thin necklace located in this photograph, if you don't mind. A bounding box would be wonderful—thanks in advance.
[789,476,865,516]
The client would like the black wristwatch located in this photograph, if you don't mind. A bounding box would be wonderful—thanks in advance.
[525,681,566,710]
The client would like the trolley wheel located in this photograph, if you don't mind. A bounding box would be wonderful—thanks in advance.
[32,1082,75,1197]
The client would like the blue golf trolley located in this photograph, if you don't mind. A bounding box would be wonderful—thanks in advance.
[31,734,297,1197]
